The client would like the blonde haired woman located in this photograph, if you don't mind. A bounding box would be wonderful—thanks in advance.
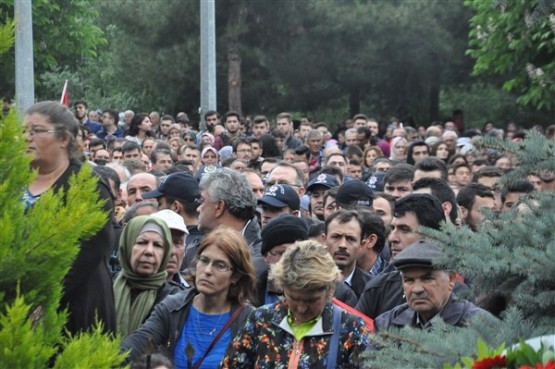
[221,241,370,369]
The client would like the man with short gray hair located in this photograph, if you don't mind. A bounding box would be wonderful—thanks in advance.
[375,240,490,331]
[183,168,262,268]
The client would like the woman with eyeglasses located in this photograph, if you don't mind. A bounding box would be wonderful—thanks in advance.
[22,101,117,335]
[121,228,256,369]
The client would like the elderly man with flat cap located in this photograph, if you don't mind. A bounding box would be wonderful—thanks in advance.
[374,240,489,331]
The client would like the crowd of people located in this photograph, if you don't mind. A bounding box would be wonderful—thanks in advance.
[20,99,554,369]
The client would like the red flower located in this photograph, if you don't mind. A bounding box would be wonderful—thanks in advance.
[472,355,507,369]
[519,360,555,369]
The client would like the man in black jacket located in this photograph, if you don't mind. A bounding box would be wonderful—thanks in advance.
[356,194,448,318]
[255,215,358,307]
[374,240,490,330]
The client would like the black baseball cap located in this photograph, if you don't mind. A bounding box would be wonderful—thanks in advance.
[258,184,300,210]
[335,179,374,207]
[142,171,200,203]
[306,173,340,193]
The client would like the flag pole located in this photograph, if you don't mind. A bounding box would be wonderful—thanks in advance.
[60,80,68,105]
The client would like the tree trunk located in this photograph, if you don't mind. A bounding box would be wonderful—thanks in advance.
[227,36,242,115]
[349,88,360,117]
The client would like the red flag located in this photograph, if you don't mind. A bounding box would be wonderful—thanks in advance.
[60,80,69,107]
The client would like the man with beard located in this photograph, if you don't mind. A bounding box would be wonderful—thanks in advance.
[73,100,101,134]
[324,209,371,299]
[222,111,244,146]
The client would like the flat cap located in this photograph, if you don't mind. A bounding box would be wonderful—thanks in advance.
[393,240,444,270]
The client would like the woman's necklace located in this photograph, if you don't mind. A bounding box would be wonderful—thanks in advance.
[195,307,226,336]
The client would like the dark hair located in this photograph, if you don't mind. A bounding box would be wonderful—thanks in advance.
[358,209,386,254]
[447,154,467,166]
[323,187,339,207]
[345,145,363,160]
[353,113,368,121]
[25,101,80,160]
[473,166,504,184]
[104,109,119,123]
[224,111,241,122]
[373,192,396,215]
[121,141,141,154]
[318,165,344,183]
[371,158,392,173]
[204,110,219,120]
[414,157,448,180]
[394,194,445,230]
[452,162,471,174]
[161,114,175,123]
[325,209,365,240]
[270,128,286,140]
[259,134,282,158]
[89,138,106,149]
[456,183,495,211]
[384,164,415,185]
[413,177,458,223]
[406,141,429,165]
[73,100,88,109]
[92,165,120,201]
[501,179,535,204]
[232,137,251,153]
[151,149,174,164]
[127,113,154,138]
[253,115,268,125]
[308,220,326,238]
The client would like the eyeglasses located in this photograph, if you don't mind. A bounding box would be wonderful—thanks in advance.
[24,128,57,137]
[197,255,233,273]
[265,180,300,188]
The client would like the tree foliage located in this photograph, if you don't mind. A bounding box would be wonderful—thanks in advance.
[0,16,14,55]
[0,0,106,97]
[0,112,126,368]
[362,132,555,368]
[466,0,555,110]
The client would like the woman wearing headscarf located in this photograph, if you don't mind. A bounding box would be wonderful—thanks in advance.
[115,215,180,337]
[121,228,256,369]
[389,136,408,163]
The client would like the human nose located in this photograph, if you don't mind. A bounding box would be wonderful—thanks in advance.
[144,241,155,255]
[411,281,424,294]
[388,229,398,244]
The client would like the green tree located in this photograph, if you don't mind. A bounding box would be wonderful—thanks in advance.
[363,132,555,368]
[0,112,126,367]
[466,0,555,110]
[0,0,106,99]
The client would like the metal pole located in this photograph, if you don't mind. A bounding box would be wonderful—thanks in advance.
[15,0,35,117]
[200,0,216,131]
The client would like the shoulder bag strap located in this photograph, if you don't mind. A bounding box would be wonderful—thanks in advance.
[326,305,343,369]
[192,304,246,369]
